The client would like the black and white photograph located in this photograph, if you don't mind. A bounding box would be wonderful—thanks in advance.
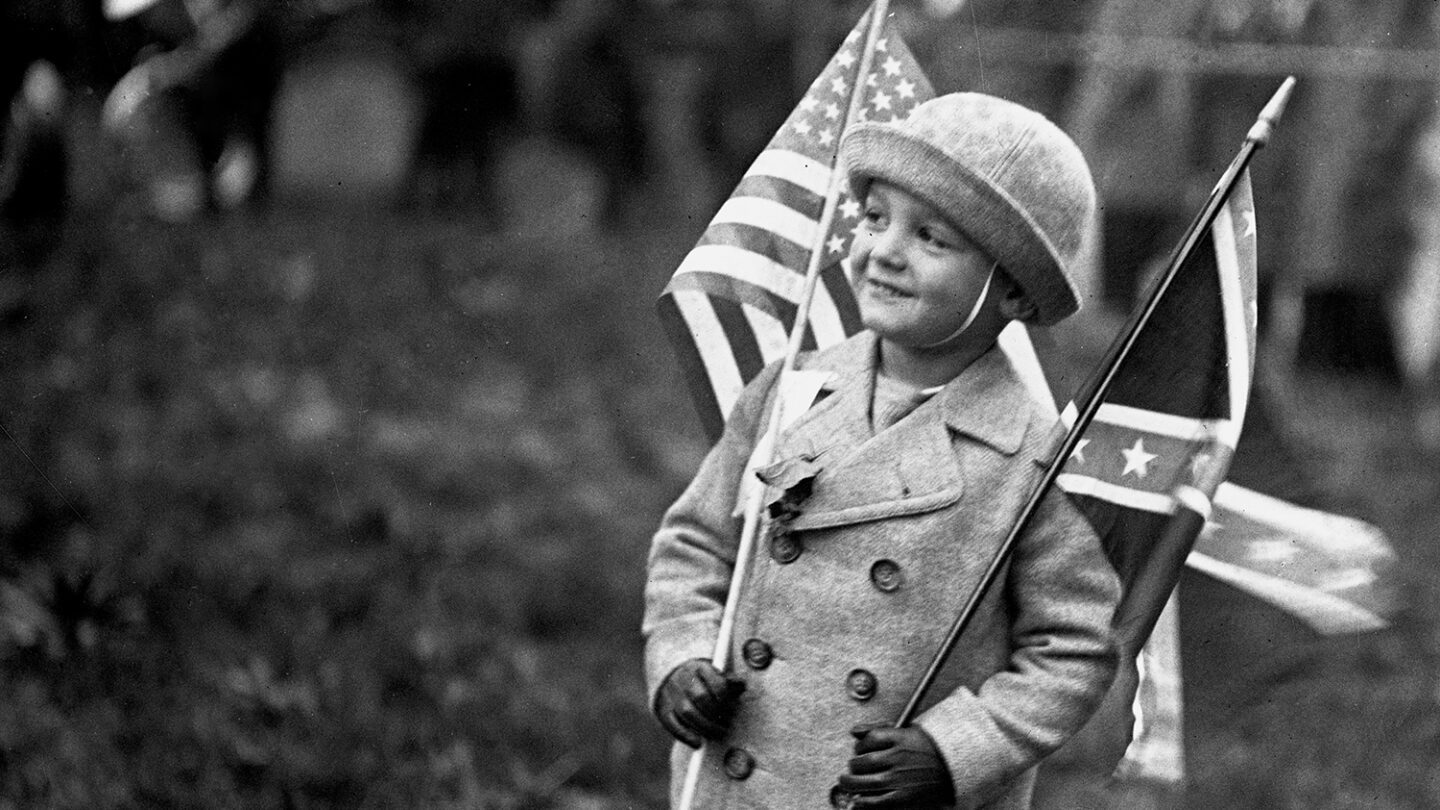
[0,0,1434,808]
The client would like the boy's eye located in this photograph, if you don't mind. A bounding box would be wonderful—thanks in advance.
[862,208,887,227]
[919,226,953,250]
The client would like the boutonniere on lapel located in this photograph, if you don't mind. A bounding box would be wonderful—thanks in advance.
[755,454,824,523]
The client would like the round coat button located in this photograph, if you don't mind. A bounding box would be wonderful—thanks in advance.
[723,747,755,780]
[742,638,774,670]
[869,559,903,592]
[846,668,877,701]
[830,784,855,808]
[769,527,803,564]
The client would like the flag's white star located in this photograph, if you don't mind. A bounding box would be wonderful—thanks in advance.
[1121,438,1158,478]
[840,197,861,220]
[794,119,813,138]
[828,234,846,254]
[845,29,860,45]
[824,102,841,120]
[854,106,870,122]
[818,128,835,146]
[837,50,856,69]
[872,91,893,112]
[1070,438,1091,464]
[895,78,917,99]
[799,95,819,114]
[831,76,849,95]
[875,37,889,52]
[866,71,879,88]
[883,56,902,76]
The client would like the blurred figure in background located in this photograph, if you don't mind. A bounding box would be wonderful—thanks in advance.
[101,0,284,221]
[1393,103,1440,452]
[1,0,114,273]
[1,62,69,274]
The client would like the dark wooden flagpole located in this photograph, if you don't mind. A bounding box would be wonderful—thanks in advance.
[893,75,1297,728]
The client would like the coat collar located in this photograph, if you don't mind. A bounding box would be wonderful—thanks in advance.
[798,331,1034,456]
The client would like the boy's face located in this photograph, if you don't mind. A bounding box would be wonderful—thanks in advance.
[849,181,998,349]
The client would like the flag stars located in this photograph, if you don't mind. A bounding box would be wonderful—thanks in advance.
[818,128,835,147]
[866,71,879,88]
[824,102,841,120]
[794,119,813,138]
[799,95,819,114]
[831,76,849,96]
[1070,438,1091,465]
[882,56,902,76]
[875,37,889,52]
[828,234,847,254]
[837,50,856,69]
[872,90,893,112]
[896,78,917,99]
[1121,438,1158,478]
[840,197,861,220]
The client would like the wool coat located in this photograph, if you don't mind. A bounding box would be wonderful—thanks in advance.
[643,332,1121,810]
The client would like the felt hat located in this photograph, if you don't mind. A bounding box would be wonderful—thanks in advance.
[840,92,1096,325]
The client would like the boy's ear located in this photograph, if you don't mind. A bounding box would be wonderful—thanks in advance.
[997,279,1039,322]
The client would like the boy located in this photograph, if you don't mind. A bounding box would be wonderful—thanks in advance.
[644,92,1121,809]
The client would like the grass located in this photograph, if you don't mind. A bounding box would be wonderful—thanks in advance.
[1,198,1438,809]
[0,205,702,808]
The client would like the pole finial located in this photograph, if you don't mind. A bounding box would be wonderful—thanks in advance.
[1247,75,1297,146]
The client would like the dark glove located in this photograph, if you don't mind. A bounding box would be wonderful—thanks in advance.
[654,658,746,748]
[835,724,955,809]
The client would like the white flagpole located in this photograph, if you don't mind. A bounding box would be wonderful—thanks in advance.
[674,2,892,806]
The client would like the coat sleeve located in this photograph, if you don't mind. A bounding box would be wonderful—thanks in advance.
[915,473,1122,810]
[642,362,783,709]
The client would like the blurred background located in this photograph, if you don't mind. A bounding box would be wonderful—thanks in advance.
[1,0,1438,807]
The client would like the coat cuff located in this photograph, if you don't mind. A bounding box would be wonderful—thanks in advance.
[644,617,721,709]
[916,687,1034,810]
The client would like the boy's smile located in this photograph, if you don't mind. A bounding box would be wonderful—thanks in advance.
[849,181,999,352]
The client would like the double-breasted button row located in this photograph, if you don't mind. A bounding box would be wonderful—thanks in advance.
[846,668,877,701]
[869,559,903,592]
[742,638,773,670]
[723,746,755,780]
[769,525,803,564]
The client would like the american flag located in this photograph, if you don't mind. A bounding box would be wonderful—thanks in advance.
[657,2,933,442]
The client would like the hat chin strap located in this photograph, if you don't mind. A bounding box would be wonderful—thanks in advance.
[917,262,997,350]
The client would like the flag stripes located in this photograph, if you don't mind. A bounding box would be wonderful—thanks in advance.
[1186,550,1387,635]
[657,4,933,440]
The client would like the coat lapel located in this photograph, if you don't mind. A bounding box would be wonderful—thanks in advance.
[769,337,1039,532]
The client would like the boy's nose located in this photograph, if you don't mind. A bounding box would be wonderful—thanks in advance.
[870,226,907,270]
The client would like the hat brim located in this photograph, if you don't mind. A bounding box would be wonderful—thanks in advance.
[842,123,1080,326]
